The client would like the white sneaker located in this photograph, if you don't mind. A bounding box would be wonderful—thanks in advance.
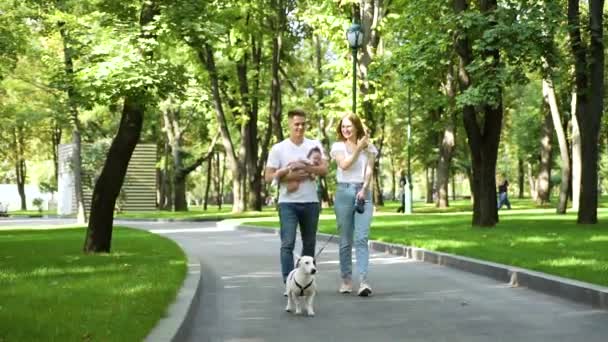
[339,280,353,294]
[358,282,372,297]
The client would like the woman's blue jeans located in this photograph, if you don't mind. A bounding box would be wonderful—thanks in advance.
[334,183,373,282]
[278,202,320,282]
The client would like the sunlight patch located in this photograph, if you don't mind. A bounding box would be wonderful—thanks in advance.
[514,236,562,244]
[539,257,599,267]
[418,240,478,250]
[120,284,152,295]
[0,269,18,282]
[589,235,608,242]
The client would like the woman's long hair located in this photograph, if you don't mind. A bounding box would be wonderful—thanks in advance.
[336,113,366,141]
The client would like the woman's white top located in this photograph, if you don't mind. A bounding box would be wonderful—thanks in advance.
[330,141,378,183]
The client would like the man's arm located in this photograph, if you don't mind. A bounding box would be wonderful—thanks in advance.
[303,158,328,177]
[265,165,313,183]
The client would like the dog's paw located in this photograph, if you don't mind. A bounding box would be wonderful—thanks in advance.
[307,310,315,317]
[285,306,292,312]
[295,309,302,315]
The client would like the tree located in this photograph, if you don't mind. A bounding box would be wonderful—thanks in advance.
[84,0,163,252]
[453,0,503,226]
[568,0,605,224]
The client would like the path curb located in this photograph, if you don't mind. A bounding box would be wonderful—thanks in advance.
[145,248,202,342]
[236,224,608,309]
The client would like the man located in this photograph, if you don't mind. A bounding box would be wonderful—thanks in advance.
[265,109,328,286]
[497,180,511,210]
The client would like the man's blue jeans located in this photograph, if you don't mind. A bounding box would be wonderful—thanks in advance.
[334,183,373,283]
[278,202,320,282]
[497,192,511,209]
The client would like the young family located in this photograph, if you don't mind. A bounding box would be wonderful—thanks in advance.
[265,109,377,297]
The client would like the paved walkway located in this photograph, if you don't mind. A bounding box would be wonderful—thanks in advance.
[3,218,608,341]
[135,221,608,342]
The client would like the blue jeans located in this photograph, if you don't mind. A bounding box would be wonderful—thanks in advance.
[278,202,320,282]
[334,183,373,282]
[497,192,511,209]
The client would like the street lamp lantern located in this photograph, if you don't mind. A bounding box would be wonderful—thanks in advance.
[305,83,314,98]
[345,23,363,114]
[346,23,363,49]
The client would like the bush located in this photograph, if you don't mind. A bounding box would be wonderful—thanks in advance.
[32,198,44,212]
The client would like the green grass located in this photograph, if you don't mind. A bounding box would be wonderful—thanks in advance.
[0,227,187,341]
[116,206,277,220]
[6,209,56,217]
[245,206,608,287]
[377,197,557,213]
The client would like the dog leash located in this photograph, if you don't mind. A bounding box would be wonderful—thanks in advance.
[315,234,336,259]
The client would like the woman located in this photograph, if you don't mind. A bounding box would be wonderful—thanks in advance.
[330,113,377,296]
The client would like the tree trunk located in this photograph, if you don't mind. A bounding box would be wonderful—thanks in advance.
[542,78,570,213]
[204,156,212,210]
[219,152,226,210]
[313,35,333,207]
[269,0,284,142]
[454,0,502,226]
[84,1,159,253]
[436,66,457,208]
[451,171,456,200]
[239,41,264,211]
[175,133,218,212]
[59,22,87,224]
[172,144,188,211]
[425,168,434,204]
[198,43,245,213]
[436,121,455,208]
[174,174,187,211]
[571,92,581,210]
[389,155,396,200]
[12,125,27,210]
[16,163,26,211]
[84,96,145,252]
[358,0,388,207]
[536,105,553,205]
[51,119,61,191]
[527,162,538,200]
[568,0,604,224]
[517,158,525,198]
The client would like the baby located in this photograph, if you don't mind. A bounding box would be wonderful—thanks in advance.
[285,147,322,193]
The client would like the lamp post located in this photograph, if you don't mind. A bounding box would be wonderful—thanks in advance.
[346,23,363,114]
[405,85,413,214]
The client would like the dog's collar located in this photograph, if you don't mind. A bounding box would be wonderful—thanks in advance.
[294,279,313,296]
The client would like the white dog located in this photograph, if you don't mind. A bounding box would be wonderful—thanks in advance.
[285,255,317,316]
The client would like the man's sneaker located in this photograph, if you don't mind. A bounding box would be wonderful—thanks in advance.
[357,282,372,297]
[339,280,353,294]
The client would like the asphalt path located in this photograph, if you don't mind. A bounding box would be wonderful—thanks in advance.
[3,218,608,341]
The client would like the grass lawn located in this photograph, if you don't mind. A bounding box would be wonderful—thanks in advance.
[6,209,56,217]
[0,227,187,341]
[115,205,277,220]
[244,201,608,287]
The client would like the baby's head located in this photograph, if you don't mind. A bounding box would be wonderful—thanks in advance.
[307,147,322,165]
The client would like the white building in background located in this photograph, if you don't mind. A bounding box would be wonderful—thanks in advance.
[0,184,54,211]
[57,143,157,215]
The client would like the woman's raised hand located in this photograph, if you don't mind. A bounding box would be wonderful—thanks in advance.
[357,136,369,151]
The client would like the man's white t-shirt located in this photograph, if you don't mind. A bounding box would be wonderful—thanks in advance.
[267,137,325,203]
[330,141,378,183]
